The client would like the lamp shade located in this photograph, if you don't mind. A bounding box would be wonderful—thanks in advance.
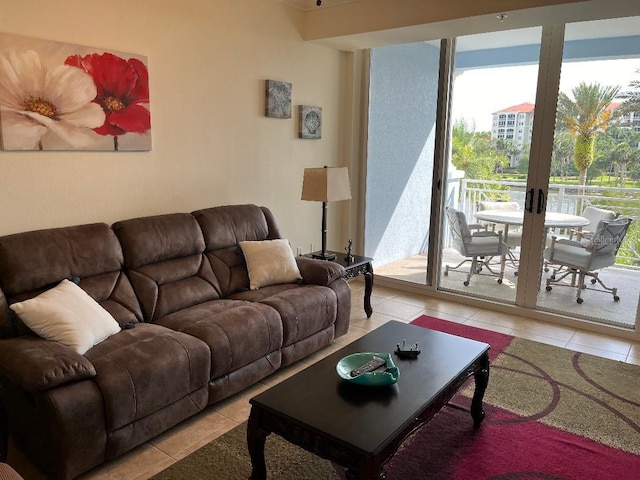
[301,167,352,202]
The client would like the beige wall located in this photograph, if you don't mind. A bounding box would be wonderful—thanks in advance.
[0,0,348,255]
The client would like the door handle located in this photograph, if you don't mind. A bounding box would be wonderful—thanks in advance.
[537,189,546,214]
[525,188,534,213]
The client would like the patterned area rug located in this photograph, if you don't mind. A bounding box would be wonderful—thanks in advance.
[153,316,640,479]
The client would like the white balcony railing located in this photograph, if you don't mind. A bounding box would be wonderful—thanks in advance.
[453,179,640,268]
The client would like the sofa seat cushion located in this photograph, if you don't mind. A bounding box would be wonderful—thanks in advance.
[154,299,283,378]
[229,285,337,347]
[84,323,210,433]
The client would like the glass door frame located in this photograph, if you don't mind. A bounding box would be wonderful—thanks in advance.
[363,18,640,338]
[427,37,456,288]
[427,23,639,334]
[516,24,566,308]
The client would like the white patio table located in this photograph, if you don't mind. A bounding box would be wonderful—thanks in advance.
[474,210,590,245]
[473,210,590,277]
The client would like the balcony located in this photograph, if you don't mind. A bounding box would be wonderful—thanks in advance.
[458,179,640,267]
[375,179,640,330]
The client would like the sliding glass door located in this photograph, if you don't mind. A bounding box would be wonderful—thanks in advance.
[532,17,640,328]
[363,14,640,333]
[437,27,543,304]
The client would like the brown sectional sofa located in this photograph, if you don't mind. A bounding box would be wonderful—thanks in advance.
[0,204,351,479]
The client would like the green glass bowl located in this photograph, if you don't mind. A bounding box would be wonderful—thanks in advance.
[336,352,400,386]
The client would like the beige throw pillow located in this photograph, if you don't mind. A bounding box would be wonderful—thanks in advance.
[10,279,121,355]
[239,239,302,290]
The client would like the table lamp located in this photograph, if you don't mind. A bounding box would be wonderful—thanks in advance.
[301,166,352,260]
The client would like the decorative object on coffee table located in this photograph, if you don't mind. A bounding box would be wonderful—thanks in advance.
[336,352,399,386]
[301,166,351,260]
[395,339,421,358]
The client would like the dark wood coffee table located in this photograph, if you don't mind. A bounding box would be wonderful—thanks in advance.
[247,320,490,479]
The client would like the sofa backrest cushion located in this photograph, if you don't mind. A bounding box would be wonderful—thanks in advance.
[192,205,282,297]
[113,213,222,322]
[0,223,142,335]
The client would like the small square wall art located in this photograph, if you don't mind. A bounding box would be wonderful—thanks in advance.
[0,32,151,151]
[265,80,292,118]
[299,105,322,139]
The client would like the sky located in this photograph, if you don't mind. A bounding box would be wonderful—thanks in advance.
[451,59,640,132]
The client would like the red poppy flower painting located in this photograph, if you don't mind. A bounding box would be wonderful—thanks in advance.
[66,52,151,150]
[0,31,151,151]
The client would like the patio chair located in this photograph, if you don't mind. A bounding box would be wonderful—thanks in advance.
[543,216,632,304]
[569,205,618,244]
[444,207,509,286]
[544,205,618,272]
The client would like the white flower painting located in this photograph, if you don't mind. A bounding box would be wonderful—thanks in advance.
[0,32,151,151]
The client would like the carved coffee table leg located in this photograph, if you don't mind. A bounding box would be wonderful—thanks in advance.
[471,352,490,428]
[247,408,268,480]
[346,458,385,480]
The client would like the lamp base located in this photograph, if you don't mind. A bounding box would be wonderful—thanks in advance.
[311,251,336,261]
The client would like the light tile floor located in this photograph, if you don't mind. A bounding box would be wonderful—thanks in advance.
[376,250,640,329]
[8,281,640,480]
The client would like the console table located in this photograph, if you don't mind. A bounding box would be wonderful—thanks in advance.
[304,251,374,318]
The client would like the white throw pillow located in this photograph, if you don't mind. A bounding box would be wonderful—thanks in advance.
[239,239,302,290]
[10,279,121,355]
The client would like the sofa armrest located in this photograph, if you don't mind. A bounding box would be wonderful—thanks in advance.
[296,257,346,286]
[0,337,96,393]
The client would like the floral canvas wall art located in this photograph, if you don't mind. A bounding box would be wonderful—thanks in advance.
[299,105,321,139]
[0,32,151,151]
[265,80,292,119]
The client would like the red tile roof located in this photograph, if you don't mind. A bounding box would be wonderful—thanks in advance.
[492,102,535,115]
[493,101,624,115]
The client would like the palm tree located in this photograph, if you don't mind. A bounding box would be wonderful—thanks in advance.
[556,82,621,186]
[551,131,575,181]
[451,119,505,180]
[491,137,521,172]
[620,68,640,114]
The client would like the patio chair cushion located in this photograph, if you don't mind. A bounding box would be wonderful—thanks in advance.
[543,241,615,271]
[580,206,617,236]
[465,234,510,256]
[477,201,520,211]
